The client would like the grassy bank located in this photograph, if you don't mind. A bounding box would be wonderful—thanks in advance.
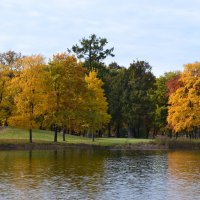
[1,127,199,150]
[0,127,154,150]
[155,136,200,150]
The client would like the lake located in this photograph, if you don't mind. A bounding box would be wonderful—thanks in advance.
[0,149,200,200]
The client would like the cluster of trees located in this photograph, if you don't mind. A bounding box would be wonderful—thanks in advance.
[0,51,110,142]
[0,34,199,141]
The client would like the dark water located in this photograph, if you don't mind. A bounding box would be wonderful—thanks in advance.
[0,149,200,200]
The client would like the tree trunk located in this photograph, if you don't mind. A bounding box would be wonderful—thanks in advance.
[29,128,32,143]
[108,123,111,137]
[146,129,149,139]
[128,125,133,138]
[63,128,66,141]
[116,124,120,138]
[189,133,192,140]
[98,130,102,137]
[54,128,58,142]
[169,130,172,138]
[92,131,94,142]
[153,126,157,138]
[133,127,136,138]
[193,127,197,139]
[137,123,140,138]
[63,131,65,141]
[146,124,151,139]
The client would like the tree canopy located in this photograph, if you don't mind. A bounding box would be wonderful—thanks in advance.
[68,34,114,70]
[0,38,199,141]
[167,62,200,134]
[8,55,47,142]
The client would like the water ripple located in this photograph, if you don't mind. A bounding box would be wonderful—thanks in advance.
[0,150,199,200]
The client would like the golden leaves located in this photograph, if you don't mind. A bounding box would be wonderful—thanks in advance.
[85,71,111,130]
[167,62,200,133]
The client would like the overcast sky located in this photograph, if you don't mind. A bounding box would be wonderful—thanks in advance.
[1,0,200,76]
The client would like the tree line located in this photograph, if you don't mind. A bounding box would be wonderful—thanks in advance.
[0,34,199,142]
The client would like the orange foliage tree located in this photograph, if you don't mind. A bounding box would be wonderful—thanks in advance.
[167,62,200,135]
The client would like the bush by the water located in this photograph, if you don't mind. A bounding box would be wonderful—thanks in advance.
[155,136,200,150]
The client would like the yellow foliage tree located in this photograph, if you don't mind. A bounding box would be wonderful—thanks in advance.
[8,55,47,142]
[0,58,21,125]
[0,64,13,125]
[85,71,111,141]
[167,62,200,134]
[45,53,87,142]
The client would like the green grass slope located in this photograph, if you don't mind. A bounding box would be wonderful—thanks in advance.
[0,127,152,147]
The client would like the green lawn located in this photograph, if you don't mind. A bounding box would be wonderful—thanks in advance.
[0,127,153,146]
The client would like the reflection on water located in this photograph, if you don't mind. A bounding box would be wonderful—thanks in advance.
[0,150,199,200]
[167,151,200,200]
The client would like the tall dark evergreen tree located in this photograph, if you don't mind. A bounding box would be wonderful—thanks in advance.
[68,34,114,71]
[108,68,126,137]
[122,61,156,138]
[97,62,125,137]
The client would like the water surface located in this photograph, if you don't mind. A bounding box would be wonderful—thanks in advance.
[0,149,200,200]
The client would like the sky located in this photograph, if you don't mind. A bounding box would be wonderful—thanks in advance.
[0,0,200,76]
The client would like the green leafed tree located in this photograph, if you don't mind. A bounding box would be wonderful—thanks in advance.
[152,71,180,136]
[106,65,126,137]
[122,60,156,138]
[68,34,114,70]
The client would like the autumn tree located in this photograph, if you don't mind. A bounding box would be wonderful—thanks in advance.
[167,62,200,136]
[84,71,111,141]
[45,53,87,142]
[0,64,12,125]
[167,74,183,96]
[0,50,22,69]
[0,51,22,126]
[8,55,47,143]
[151,71,180,136]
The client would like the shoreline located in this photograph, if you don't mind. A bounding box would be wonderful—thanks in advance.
[0,142,168,151]
[0,138,199,151]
